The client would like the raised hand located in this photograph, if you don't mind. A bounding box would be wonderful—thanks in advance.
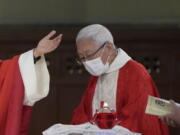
[34,30,63,57]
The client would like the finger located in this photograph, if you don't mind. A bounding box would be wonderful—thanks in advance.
[53,35,63,46]
[160,117,164,123]
[170,100,176,107]
[45,30,56,39]
[170,120,177,127]
[174,122,179,127]
[166,117,172,126]
[161,116,167,124]
[160,116,165,121]
[53,34,63,42]
[163,116,169,125]
[169,100,178,114]
[161,116,168,124]
[170,119,179,127]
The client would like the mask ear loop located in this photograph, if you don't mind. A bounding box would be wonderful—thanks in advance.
[101,43,116,65]
[105,54,111,65]
[99,44,109,65]
[107,43,119,65]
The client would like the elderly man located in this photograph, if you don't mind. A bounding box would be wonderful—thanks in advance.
[71,24,169,135]
[161,100,180,127]
[0,31,62,135]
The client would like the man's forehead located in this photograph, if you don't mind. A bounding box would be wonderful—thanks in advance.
[76,38,101,55]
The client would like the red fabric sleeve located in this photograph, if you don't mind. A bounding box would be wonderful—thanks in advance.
[71,77,98,125]
[0,56,32,135]
[71,94,89,124]
[118,61,169,135]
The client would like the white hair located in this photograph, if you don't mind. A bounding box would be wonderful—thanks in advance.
[76,24,114,46]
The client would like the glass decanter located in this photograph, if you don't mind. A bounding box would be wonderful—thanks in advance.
[91,101,121,129]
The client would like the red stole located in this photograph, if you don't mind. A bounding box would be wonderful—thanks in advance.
[71,60,169,135]
[0,56,32,135]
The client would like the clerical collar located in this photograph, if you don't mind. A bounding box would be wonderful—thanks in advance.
[105,48,132,73]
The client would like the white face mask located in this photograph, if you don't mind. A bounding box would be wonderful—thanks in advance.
[83,47,110,76]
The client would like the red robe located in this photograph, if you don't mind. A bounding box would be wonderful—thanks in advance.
[71,60,170,135]
[0,56,32,135]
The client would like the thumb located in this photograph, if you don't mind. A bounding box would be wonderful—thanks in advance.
[170,100,176,107]
[169,100,177,113]
[54,34,63,42]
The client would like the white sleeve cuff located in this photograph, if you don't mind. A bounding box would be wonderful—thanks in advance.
[19,50,50,106]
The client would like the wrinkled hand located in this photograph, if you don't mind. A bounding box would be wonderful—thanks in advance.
[34,30,63,57]
[160,100,180,127]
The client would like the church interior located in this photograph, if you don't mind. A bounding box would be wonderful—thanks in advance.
[0,0,180,134]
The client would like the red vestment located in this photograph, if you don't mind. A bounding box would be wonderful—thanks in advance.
[0,56,32,135]
[71,60,169,135]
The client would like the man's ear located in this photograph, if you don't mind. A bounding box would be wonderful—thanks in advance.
[106,42,113,49]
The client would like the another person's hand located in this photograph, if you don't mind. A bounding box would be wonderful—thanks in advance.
[34,30,63,57]
[160,100,180,127]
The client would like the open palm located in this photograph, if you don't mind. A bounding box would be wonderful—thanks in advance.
[34,30,63,57]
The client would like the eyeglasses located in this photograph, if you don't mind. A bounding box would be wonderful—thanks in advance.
[76,42,106,65]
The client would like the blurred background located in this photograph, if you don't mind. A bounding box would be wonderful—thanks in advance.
[0,0,180,134]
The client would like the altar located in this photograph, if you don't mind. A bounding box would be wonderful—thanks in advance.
[42,123,141,135]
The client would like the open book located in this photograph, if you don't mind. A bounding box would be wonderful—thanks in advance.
[42,122,141,135]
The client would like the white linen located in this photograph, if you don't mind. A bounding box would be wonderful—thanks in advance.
[42,123,141,135]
